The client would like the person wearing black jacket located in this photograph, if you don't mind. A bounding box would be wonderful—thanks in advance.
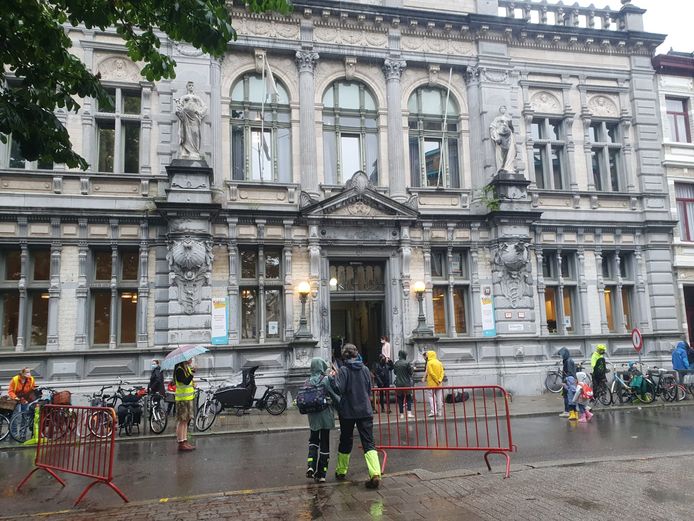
[148,359,165,396]
[333,343,382,489]
[374,354,393,414]
[558,347,577,418]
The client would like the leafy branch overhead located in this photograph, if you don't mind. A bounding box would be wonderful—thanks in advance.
[0,0,291,169]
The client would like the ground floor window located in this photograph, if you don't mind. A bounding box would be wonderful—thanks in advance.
[0,291,19,349]
[432,285,468,336]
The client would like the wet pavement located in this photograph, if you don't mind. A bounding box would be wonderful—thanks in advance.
[1,405,693,517]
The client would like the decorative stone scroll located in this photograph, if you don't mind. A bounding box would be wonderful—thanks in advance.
[96,56,140,83]
[492,241,532,309]
[295,50,319,73]
[383,58,407,80]
[529,91,561,113]
[167,237,213,314]
[588,95,618,117]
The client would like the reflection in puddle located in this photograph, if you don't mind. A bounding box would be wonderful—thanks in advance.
[370,499,384,519]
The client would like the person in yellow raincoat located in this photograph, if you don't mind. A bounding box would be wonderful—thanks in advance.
[422,351,444,417]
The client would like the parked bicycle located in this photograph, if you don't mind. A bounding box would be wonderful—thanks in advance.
[194,367,287,432]
[144,392,168,434]
[0,390,15,441]
[86,384,119,439]
[544,362,564,393]
[647,366,679,402]
[8,387,70,443]
[610,362,655,405]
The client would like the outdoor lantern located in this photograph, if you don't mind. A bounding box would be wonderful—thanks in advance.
[413,281,426,295]
[295,281,312,339]
[412,281,433,336]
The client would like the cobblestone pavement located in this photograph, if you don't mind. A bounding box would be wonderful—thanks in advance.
[6,453,694,521]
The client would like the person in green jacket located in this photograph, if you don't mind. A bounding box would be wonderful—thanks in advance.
[305,357,340,483]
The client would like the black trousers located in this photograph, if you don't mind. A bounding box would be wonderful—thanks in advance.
[338,416,375,454]
[309,428,330,453]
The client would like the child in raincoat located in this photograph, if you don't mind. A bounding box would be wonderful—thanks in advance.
[305,357,340,483]
[564,375,578,421]
[572,372,594,423]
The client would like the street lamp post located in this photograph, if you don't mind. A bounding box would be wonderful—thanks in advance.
[412,280,434,336]
[294,281,312,339]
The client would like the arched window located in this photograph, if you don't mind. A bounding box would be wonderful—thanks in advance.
[408,87,460,188]
[322,81,379,185]
[230,73,291,182]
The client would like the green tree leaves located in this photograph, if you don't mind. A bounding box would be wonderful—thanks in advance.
[0,0,291,169]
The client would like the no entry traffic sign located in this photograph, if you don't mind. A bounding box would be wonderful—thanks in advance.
[631,327,643,353]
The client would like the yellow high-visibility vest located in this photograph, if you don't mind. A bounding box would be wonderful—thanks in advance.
[175,366,195,402]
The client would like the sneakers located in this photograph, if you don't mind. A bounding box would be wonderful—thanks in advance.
[399,414,404,419]
[178,441,195,452]
[306,468,315,479]
[559,412,570,418]
[316,477,326,483]
[365,476,381,489]
[427,412,436,417]
[407,412,415,419]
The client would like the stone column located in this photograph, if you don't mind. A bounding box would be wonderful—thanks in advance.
[140,83,153,175]
[109,240,118,349]
[615,252,627,333]
[535,244,549,336]
[15,243,28,352]
[210,58,223,186]
[46,219,61,351]
[296,50,320,198]
[137,221,149,348]
[595,249,609,334]
[634,244,649,331]
[399,224,412,349]
[464,67,485,190]
[74,220,89,347]
[577,247,591,335]
[383,58,407,202]
[283,220,294,340]
[227,218,239,343]
[307,223,321,341]
[470,239,483,336]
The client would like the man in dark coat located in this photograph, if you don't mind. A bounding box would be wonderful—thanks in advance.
[333,343,382,489]
[558,347,576,418]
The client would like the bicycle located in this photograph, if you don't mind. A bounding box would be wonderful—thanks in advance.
[544,362,564,393]
[194,377,225,432]
[8,388,53,443]
[0,391,15,441]
[117,384,146,436]
[86,385,118,439]
[610,363,655,405]
[647,366,679,402]
[145,392,168,434]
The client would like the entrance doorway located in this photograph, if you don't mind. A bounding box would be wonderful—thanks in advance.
[684,286,694,342]
[329,260,386,368]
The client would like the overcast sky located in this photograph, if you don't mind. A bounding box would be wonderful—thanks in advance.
[601,0,693,54]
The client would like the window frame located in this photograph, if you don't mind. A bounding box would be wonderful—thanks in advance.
[94,86,142,174]
[589,120,623,192]
[666,97,691,143]
[230,73,292,183]
[322,81,379,185]
[676,183,694,242]
[531,117,566,190]
[542,251,579,335]
[0,249,21,350]
[408,87,460,189]
[430,248,470,337]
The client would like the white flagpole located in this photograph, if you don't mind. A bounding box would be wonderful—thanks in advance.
[437,67,453,188]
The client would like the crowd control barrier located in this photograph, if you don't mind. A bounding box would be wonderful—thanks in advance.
[17,404,128,505]
[371,385,516,478]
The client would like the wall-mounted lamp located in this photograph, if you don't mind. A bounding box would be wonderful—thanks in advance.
[295,281,312,339]
[412,281,433,336]
[329,277,338,291]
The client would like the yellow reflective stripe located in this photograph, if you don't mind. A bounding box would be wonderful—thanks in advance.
[175,367,195,401]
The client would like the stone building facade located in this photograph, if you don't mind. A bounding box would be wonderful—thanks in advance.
[0,0,682,395]
[654,52,694,341]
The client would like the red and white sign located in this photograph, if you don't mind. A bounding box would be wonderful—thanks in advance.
[631,327,643,353]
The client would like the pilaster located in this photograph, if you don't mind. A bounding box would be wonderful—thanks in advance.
[383,57,407,202]
[296,50,320,198]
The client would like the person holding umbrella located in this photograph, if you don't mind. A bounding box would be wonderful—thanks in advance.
[161,344,209,452]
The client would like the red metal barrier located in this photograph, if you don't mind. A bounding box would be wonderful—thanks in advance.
[372,385,516,478]
[17,404,128,505]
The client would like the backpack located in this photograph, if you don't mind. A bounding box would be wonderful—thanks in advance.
[445,391,469,404]
[296,376,329,415]
[579,383,593,400]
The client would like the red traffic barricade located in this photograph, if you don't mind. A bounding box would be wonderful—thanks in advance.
[17,404,128,505]
[372,385,517,478]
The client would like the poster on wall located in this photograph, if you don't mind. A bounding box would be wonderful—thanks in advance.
[480,285,496,337]
[211,297,228,345]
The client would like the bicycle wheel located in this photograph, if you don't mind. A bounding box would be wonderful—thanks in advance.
[9,411,33,443]
[149,402,168,434]
[41,409,67,440]
[88,410,113,438]
[675,384,687,402]
[596,384,612,406]
[637,382,655,404]
[195,400,218,432]
[124,412,133,436]
[0,415,10,442]
[265,391,287,416]
[661,377,678,402]
[544,372,563,393]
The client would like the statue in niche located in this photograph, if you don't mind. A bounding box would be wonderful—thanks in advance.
[175,81,208,160]
[492,241,532,309]
[167,236,213,314]
[489,106,517,173]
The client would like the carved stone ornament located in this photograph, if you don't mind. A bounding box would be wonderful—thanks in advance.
[529,91,561,114]
[383,58,407,81]
[344,56,357,80]
[174,42,204,57]
[166,237,213,314]
[492,241,532,309]
[428,64,440,86]
[344,170,373,194]
[482,68,508,84]
[96,56,140,83]
[175,82,208,160]
[489,106,518,173]
[299,191,319,209]
[588,95,618,117]
[295,50,319,73]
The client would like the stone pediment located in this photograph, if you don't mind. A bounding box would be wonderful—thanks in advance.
[301,171,418,221]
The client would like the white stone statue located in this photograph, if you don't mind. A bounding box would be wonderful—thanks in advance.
[175,81,208,160]
[489,105,517,173]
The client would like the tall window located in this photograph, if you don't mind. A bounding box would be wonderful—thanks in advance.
[90,249,139,346]
[408,87,460,188]
[676,183,694,241]
[531,118,565,189]
[430,249,469,336]
[239,246,283,341]
[6,135,53,170]
[589,121,622,192]
[601,252,634,333]
[95,87,142,173]
[666,98,691,143]
[0,249,21,349]
[542,251,577,334]
[27,249,50,348]
[230,73,291,182]
[323,81,379,185]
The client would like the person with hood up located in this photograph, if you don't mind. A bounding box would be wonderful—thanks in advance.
[590,344,608,394]
[572,372,594,423]
[305,357,340,483]
[564,375,578,421]
[422,350,444,417]
[333,343,382,489]
[672,341,691,383]
[557,347,577,418]
[393,350,415,419]
[374,354,393,414]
